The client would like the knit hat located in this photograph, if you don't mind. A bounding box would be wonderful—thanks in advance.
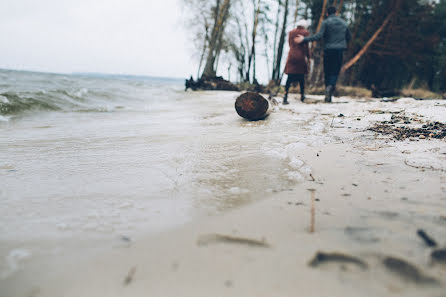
[296,20,309,28]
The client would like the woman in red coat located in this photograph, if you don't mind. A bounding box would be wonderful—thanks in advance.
[283,20,310,104]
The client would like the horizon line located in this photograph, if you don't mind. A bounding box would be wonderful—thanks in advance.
[0,67,185,81]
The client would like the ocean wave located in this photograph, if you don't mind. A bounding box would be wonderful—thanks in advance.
[0,69,183,117]
[0,92,62,115]
[0,88,116,116]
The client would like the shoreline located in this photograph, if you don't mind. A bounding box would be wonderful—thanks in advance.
[2,94,446,296]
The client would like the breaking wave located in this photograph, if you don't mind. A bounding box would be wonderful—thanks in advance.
[0,69,182,117]
[0,89,111,115]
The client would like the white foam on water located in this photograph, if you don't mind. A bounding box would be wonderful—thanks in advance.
[289,158,304,169]
[0,95,9,103]
[285,142,307,159]
[74,88,88,97]
[228,187,249,195]
[0,115,10,122]
[265,148,287,160]
[1,249,31,280]
[287,171,304,182]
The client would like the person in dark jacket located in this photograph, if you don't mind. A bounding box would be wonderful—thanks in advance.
[283,20,311,105]
[295,6,351,102]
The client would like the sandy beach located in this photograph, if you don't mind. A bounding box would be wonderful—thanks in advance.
[2,88,445,297]
[2,0,446,295]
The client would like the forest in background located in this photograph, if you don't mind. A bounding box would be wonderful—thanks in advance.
[183,0,446,93]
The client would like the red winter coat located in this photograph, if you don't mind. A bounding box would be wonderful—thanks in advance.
[284,27,310,74]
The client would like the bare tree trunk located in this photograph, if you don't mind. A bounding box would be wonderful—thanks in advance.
[202,0,231,78]
[197,41,208,79]
[197,18,210,79]
[227,63,232,81]
[341,0,401,73]
[253,49,257,83]
[271,0,282,81]
[202,0,221,78]
[308,0,328,86]
[316,0,328,33]
[349,2,362,42]
[233,18,244,81]
[262,26,271,80]
[293,0,300,27]
[246,0,261,83]
[272,0,289,84]
[337,0,344,14]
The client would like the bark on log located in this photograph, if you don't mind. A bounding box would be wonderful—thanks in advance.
[235,92,271,121]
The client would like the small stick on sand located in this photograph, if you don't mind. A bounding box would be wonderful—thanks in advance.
[308,189,316,233]
[309,173,315,181]
[197,234,270,248]
[123,266,136,286]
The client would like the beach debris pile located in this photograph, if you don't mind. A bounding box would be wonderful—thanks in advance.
[368,112,446,140]
[309,229,446,288]
[185,75,239,91]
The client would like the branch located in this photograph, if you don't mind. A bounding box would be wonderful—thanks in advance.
[316,0,328,33]
[341,0,401,73]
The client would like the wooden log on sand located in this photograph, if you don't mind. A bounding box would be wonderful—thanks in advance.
[235,92,271,121]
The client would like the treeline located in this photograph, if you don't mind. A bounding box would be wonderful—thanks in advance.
[183,0,446,92]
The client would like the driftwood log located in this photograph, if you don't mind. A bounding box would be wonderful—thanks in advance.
[235,92,271,121]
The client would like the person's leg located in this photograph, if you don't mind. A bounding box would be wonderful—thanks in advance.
[325,50,340,87]
[298,74,305,102]
[330,50,344,89]
[324,50,343,102]
[323,51,330,88]
[283,75,292,104]
[324,50,333,102]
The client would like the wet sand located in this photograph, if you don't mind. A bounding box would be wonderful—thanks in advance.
[2,93,446,296]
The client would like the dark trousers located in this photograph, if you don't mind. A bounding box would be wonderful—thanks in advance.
[285,74,305,96]
[323,49,344,87]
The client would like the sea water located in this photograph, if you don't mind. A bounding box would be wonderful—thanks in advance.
[0,69,309,243]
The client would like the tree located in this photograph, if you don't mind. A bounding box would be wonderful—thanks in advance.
[271,0,290,84]
[341,0,402,72]
[184,0,445,93]
[201,0,232,78]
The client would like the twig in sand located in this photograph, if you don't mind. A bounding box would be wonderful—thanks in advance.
[330,116,335,128]
[404,160,445,172]
[309,252,368,269]
[417,229,437,247]
[308,189,316,233]
[197,234,270,248]
[123,266,136,286]
[309,173,315,181]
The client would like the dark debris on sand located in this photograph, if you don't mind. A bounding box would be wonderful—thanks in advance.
[383,256,439,285]
[431,249,446,263]
[369,115,446,141]
[197,233,270,248]
[309,251,368,270]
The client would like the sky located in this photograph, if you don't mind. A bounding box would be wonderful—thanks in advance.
[0,0,195,78]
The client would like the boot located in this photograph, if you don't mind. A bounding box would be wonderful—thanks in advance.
[283,94,289,105]
[325,85,333,103]
[301,93,306,102]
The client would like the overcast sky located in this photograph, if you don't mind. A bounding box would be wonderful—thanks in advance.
[0,0,195,78]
